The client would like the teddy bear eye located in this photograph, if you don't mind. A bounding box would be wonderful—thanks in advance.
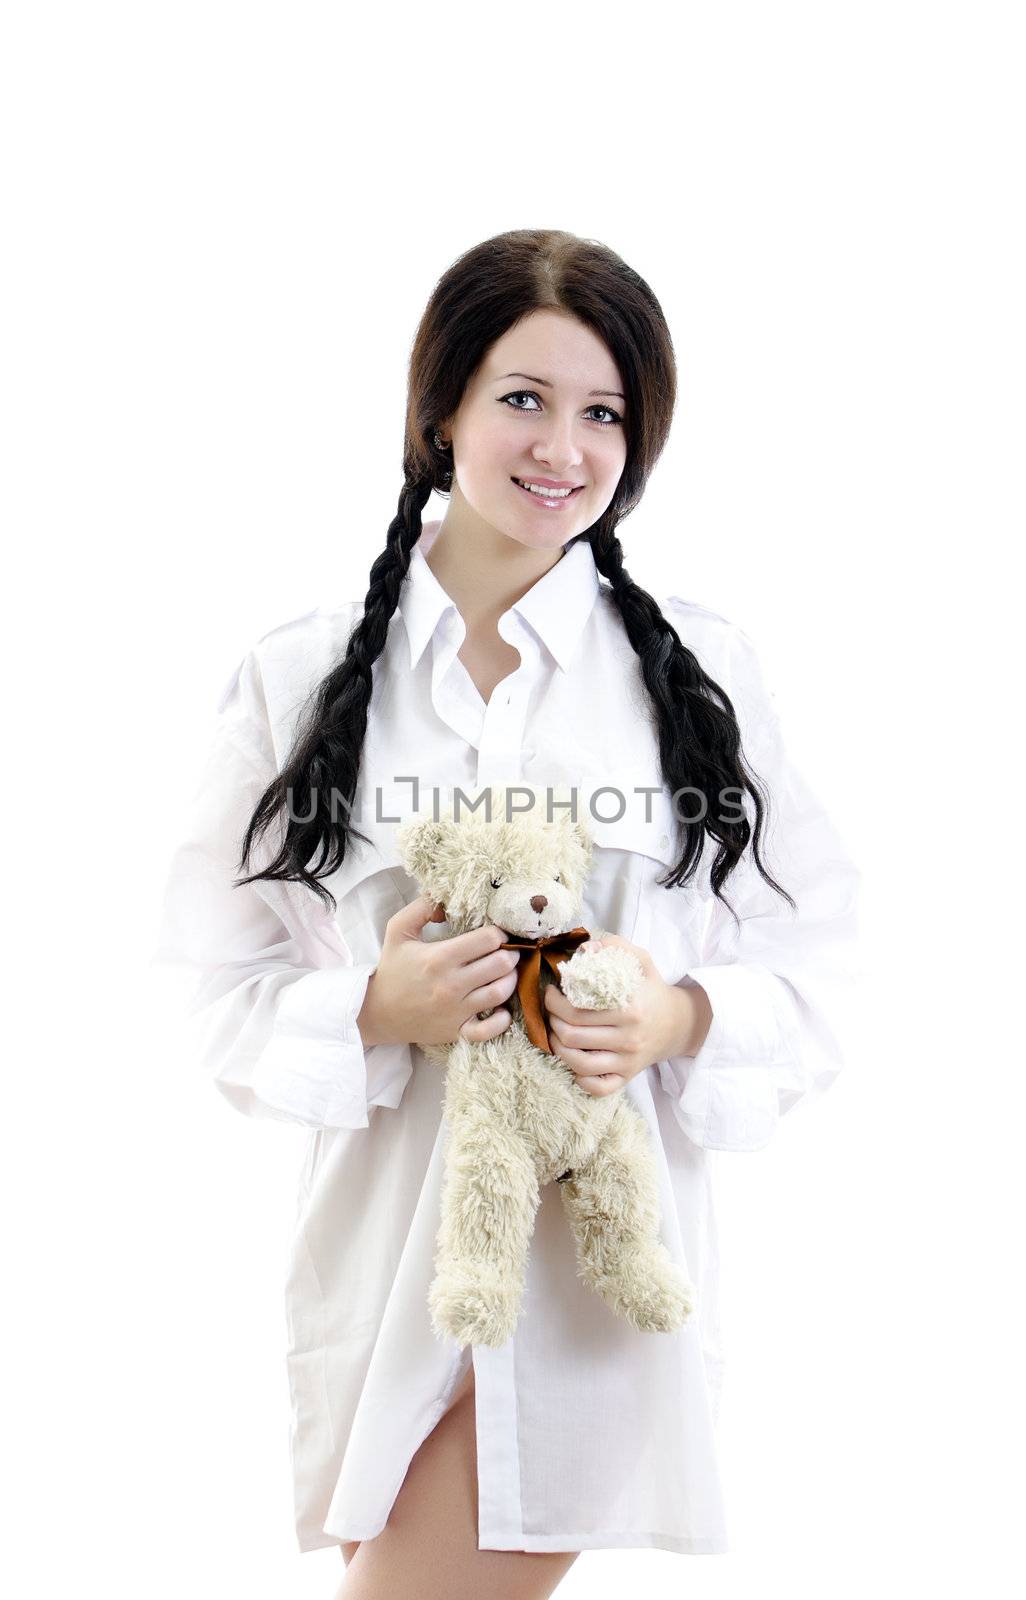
[490,877,503,890]
[553,873,561,884]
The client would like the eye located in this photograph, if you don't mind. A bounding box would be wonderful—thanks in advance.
[491,877,503,889]
[553,874,561,884]
[498,390,623,428]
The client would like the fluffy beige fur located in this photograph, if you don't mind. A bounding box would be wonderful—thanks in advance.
[395,785,696,1349]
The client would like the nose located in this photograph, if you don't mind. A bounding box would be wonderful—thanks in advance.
[533,418,583,474]
[530,895,548,913]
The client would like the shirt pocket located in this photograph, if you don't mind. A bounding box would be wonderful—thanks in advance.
[587,787,705,983]
[320,778,416,955]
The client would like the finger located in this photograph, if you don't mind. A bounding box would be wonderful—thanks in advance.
[461,946,520,989]
[553,1045,623,1077]
[459,1006,513,1042]
[394,894,449,934]
[464,965,519,1013]
[577,1073,626,1098]
[449,922,510,962]
[549,1016,621,1051]
[583,930,651,971]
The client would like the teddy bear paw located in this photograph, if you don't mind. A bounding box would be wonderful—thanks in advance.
[428,1259,523,1349]
[560,946,644,1011]
[592,1247,696,1334]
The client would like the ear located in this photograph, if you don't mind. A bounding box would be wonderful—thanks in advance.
[395,817,449,882]
[550,810,592,899]
[568,818,593,856]
[559,805,593,859]
[539,783,591,846]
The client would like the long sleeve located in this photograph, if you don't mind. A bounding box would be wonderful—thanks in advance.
[151,653,413,1130]
[656,625,861,1152]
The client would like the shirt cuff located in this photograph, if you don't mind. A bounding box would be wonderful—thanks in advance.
[657,964,809,1152]
[247,963,412,1129]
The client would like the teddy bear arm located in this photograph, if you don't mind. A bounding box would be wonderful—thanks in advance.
[559,945,644,1011]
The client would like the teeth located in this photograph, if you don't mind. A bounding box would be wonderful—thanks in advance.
[515,479,576,499]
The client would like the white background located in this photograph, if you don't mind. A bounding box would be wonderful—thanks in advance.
[4,2,1023,1596]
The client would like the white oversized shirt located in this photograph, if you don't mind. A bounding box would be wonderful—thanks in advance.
[154,517,860,1556]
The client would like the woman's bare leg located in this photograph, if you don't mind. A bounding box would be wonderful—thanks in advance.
[335,1359,578,1598]
[338,1366,477,1570]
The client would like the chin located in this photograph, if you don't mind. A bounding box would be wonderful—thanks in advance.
[493,512,577,552]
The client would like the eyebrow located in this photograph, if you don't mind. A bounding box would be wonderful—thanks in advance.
[496,371,626,401]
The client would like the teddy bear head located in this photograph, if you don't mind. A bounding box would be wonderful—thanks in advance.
[395,784,593,938]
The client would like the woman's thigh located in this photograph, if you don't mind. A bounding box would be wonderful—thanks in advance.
[337,1361,578,1599]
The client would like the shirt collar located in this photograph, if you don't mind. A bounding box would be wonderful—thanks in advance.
[398,518,602,673]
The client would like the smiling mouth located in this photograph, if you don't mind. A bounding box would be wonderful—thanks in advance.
[511,477,584,501]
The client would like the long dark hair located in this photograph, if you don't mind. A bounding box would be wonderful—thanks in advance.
[236,228,795,928]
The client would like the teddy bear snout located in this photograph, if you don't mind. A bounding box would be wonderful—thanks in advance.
[530,895,548,912]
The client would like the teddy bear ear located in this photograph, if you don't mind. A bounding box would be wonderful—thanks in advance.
[560,806,592,857]
[567,816,594,856]
[395,817,449,880]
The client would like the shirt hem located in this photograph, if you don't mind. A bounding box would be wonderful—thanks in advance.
[300,1527,730,1556]
[476,1528,731,1555]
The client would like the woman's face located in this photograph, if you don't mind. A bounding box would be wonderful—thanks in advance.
[439,309,628,554]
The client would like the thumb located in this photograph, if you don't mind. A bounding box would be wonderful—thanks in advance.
[586,930,644,963]
[394,893,447,933]
[608,933,656,976]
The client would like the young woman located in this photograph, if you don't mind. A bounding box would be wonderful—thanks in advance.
[157,228,859,1599]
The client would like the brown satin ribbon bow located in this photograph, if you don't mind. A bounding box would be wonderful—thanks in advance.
[498,927,592,1055]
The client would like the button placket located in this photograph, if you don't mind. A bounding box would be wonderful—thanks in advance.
[476,619,539,787]
[477,679,529,784]
[430,610,484,752]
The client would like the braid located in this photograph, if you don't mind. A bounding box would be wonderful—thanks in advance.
[235,476,433,911]
[589,519,796,927]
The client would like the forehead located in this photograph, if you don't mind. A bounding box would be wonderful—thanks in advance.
[478,310,624,397]
[454,817,564,864]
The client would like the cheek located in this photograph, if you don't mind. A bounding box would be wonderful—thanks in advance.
[553,884,579,922]
[462,412,520,474]
[597,437,628,485]
[489,885,520,925]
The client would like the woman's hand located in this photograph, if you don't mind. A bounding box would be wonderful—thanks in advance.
[357,896,521,1047]
[543,934,713,1097]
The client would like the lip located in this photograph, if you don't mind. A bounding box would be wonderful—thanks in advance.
[511,476,584,509]
[515,476,582,490]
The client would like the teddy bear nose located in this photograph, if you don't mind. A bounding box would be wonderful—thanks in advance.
[530,895,548,912]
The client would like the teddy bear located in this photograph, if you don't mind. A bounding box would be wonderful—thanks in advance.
[394,784,696,1350]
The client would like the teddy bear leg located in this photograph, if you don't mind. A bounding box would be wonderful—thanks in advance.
[429,1109,542,1351]
[557,1097,696,1334]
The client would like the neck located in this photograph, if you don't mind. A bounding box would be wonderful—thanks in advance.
[424,498,565,635]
